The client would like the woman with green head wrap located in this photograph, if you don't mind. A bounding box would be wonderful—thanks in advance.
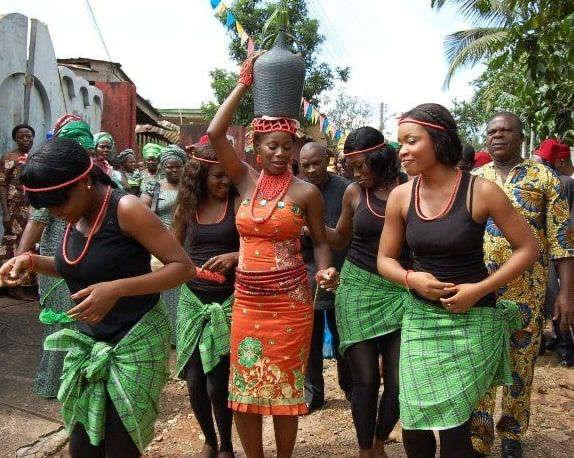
[141,144,187,335]
[113,149,141,195]
[57,121,94,151]
[140,143,162,193]
[93,132,115,175]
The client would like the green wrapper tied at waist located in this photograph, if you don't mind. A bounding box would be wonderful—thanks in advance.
[335,260,408,355]
[399,293,524,430]
[44,301,170,452]
[175,284,233,378]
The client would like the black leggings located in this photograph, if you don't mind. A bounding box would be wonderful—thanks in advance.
[69,396,140,458]
[402,420,474,458]
[185,348,233,452]
[345,330,400,449]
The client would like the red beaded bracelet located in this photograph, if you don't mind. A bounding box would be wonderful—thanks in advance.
[404,269,414,290]
[25,251,36,272]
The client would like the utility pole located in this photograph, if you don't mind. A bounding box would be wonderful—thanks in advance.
[379,102,386,133]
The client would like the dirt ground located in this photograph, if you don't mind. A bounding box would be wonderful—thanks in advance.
[144,355,574,458]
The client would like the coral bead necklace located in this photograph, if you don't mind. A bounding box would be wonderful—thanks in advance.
[415,169,462,221]
[249,170,293,224]
[62,185,112,265]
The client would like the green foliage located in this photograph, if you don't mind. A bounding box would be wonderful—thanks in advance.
[324,90,373,133]
[202,0,349,126]
[200,69,254,126]
[450,98,488,149]
[436,0,574,143]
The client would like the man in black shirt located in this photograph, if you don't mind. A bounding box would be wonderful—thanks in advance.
[299,142,351,411]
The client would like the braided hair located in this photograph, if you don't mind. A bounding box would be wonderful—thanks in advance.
[344,126,399,185]
[401,103,462,166]
[21,138,115,209]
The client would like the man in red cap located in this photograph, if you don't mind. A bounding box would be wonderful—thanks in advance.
[535,139,574,368]
[473,150,492,169]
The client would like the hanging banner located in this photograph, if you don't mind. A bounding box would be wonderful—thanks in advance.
[236,22,249,44]
[225,11,236,29]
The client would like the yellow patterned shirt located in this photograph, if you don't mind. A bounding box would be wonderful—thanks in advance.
[474,159,571,334]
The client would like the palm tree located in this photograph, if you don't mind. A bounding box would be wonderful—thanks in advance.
[431,0,524,88]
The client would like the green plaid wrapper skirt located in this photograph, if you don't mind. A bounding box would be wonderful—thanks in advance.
[399,293,524,430]
[335,260,408,355]
[175,284,233,378]
[44,301,171,452]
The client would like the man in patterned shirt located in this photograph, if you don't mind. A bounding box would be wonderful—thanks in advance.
[471,112,574,458]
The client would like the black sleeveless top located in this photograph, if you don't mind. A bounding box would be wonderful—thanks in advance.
[405,172,495,307]
[348,182,411,273]
[55,189,159,343]
[186,200,239,303]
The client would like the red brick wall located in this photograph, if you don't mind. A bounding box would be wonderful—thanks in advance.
[95,82,137,153]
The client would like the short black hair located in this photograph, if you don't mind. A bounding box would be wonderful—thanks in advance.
[21,137,115,209]
[401,103,462,167]
[344,126,399,183]
[490,111,524,133]
[12,124,35,141]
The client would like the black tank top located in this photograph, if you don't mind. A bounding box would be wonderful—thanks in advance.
[55,189,159,343]
[186,200,239,303]
[405,172,495,307]
[348,186,411,273]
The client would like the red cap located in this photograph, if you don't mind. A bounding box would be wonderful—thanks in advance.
[557,143,571,161]
[537,139,562,163]
[473,151,492,168]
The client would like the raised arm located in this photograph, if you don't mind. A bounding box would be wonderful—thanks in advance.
[207,83,250,186]
[326,184,357,250]
[207,53,262,188]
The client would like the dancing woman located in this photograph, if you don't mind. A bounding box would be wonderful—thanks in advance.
[328,127,408,457]
[377,103,538,457]
[172,136,240,458]
[16,118,97,398]
[0,137,194,457]
[207,54,338,458]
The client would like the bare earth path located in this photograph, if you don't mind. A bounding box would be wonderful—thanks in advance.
[1,295,572,457]
[145,357,574,457]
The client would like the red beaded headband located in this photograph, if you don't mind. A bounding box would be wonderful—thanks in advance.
[398,117,447,131]
[252,117,298,135]
[191,134,220,164]
[23,159,94,192]
[192,155,220,164]
[344,142,386,158]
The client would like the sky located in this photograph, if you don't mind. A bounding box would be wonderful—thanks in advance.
[0,0,483,134]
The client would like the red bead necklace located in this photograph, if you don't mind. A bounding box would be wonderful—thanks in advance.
[415,170,462,221]
[196,196,228,225]
[249,170,293,224]
[62,185,112,265]
[366,190,385,219]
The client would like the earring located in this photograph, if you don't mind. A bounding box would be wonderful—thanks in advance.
[256,155,262,165]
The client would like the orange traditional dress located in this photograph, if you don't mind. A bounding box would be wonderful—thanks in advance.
[229,197,313,415]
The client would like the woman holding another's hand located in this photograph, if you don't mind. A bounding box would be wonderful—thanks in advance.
[207,53,338,457]
[377,103,538,457]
